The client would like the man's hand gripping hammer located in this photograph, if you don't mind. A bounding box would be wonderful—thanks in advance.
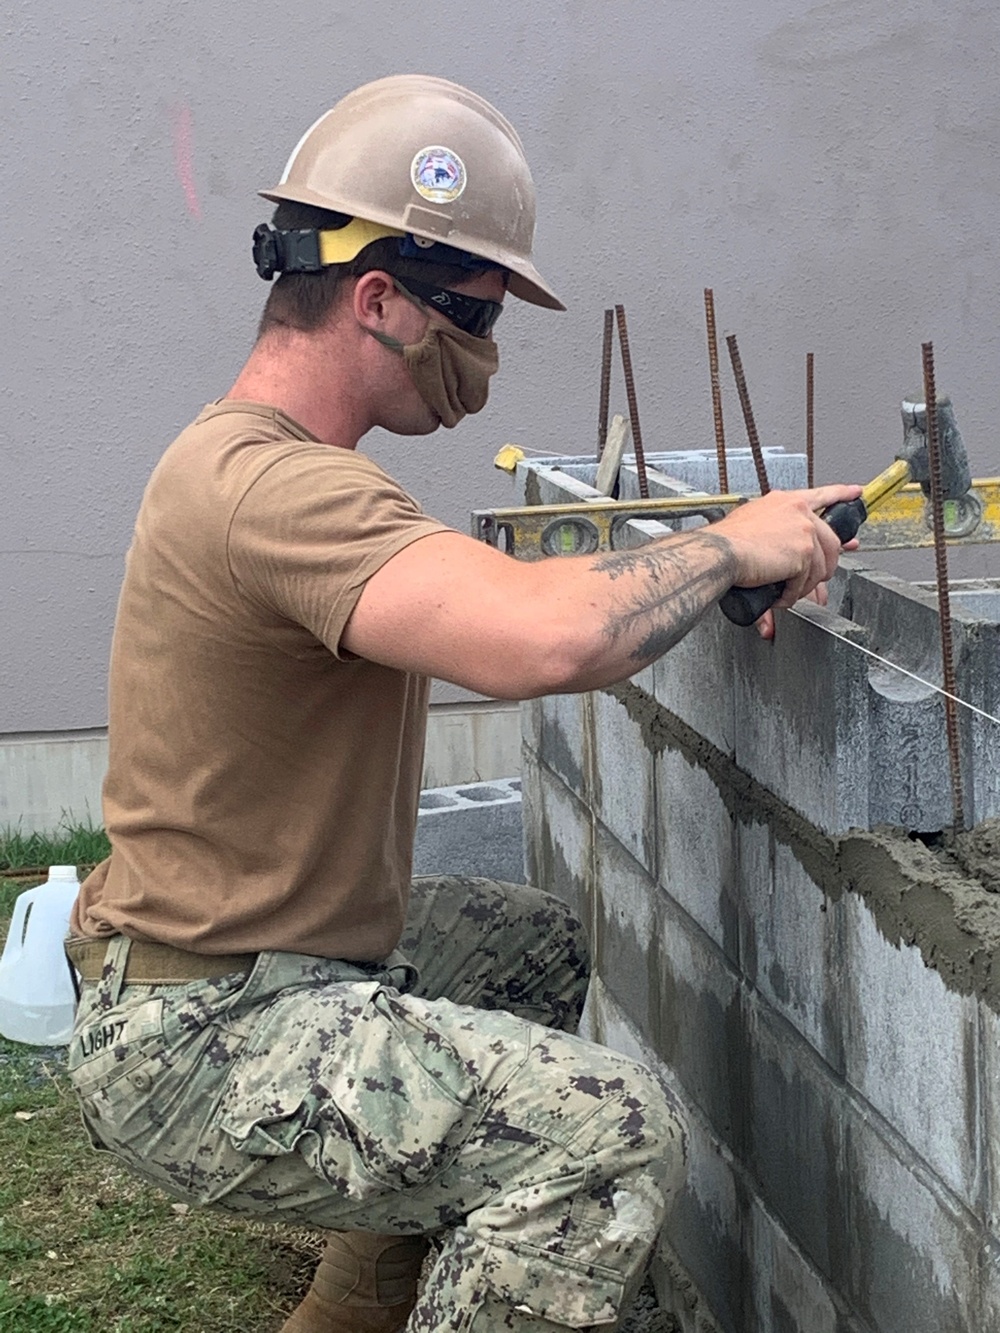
[719,395,973,627]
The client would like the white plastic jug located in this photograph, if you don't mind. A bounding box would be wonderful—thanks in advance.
[0,865,81,1046]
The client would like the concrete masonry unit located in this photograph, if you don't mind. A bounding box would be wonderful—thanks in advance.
[516,449,1000,1332]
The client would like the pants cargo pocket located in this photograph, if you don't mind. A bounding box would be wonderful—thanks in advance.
[67,996,167,1161]
[481,1238,625,1328]
[216,982,482,1203]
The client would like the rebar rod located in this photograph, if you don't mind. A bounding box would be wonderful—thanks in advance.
[704,289,729,493]
[922,341,965,831]
[614,304,649,498]
[806,352,815,488]
[597,308,614,460]
[725,333,770,494]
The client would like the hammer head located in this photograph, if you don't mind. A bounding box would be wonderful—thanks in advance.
[899,394,972,498]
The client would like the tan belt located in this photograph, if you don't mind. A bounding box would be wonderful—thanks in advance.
[65,936,256,985]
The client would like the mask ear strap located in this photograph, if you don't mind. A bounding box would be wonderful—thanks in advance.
[367,329,405,353]
[365,277,431,354]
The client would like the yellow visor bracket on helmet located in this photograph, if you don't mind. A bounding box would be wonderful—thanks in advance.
[318,217,405,264]
[253,216,407,280]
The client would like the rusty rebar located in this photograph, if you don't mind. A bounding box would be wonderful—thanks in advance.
[597,308,614,460]
[704,289,729,493]
[725,333,770,494]
[806,352,815,488]
[922,341,965,831]
[614,304,649,499]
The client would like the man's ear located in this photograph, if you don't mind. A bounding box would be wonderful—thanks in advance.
[352,270,396,331]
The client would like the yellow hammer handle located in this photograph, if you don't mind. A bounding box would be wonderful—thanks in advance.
[861,458,912,513]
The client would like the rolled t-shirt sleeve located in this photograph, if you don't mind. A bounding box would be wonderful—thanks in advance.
[227,446,452,656]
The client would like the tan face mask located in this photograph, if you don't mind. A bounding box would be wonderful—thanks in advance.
[369,286,500,429]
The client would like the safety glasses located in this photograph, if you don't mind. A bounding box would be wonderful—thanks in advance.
[394,277,504,339]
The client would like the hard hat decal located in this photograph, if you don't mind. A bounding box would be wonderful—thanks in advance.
[411,146,467,204]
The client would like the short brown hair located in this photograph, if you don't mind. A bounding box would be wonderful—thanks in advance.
[256,202,485,340]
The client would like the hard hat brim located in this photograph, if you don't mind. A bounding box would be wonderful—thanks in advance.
[506,269,565,313]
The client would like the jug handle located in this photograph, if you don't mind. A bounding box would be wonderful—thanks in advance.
[7,893,33,949]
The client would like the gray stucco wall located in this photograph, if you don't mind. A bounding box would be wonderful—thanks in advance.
[4,0,1000,734]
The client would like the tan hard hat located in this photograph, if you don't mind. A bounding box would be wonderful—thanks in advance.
[260,74,564,311]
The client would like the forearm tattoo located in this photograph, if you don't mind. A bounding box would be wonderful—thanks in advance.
[592,531,738,665]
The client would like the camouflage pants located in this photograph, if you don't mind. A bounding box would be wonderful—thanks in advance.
[68,877,686,1331]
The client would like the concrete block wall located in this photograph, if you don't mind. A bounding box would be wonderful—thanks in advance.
[518,453,1000,1332]
[515,448,805,508]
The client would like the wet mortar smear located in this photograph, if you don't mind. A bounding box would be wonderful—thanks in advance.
[607,680,1000,1013]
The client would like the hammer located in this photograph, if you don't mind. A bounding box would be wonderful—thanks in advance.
[719,394,972,626]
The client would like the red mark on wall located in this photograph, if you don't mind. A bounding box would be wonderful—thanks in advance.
[171,103,202,220]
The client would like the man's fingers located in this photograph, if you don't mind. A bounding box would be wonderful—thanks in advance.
[716,483,861,595]
[806,483,863,512]
[779,514,841,607]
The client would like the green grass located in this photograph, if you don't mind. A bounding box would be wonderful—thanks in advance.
[0,819,110,877]
[0,878,322,1331]
[0,1043,322,1330]
[0,878,25,919]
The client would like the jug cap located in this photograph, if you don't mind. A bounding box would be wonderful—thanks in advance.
[48,865,79,880]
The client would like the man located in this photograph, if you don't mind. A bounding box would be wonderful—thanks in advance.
[67,75,859,1333]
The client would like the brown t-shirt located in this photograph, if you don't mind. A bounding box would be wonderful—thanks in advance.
[72,401,451,959]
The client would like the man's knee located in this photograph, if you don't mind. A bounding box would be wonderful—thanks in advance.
[583,1055,688,1221]
[510,882,591,1029]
